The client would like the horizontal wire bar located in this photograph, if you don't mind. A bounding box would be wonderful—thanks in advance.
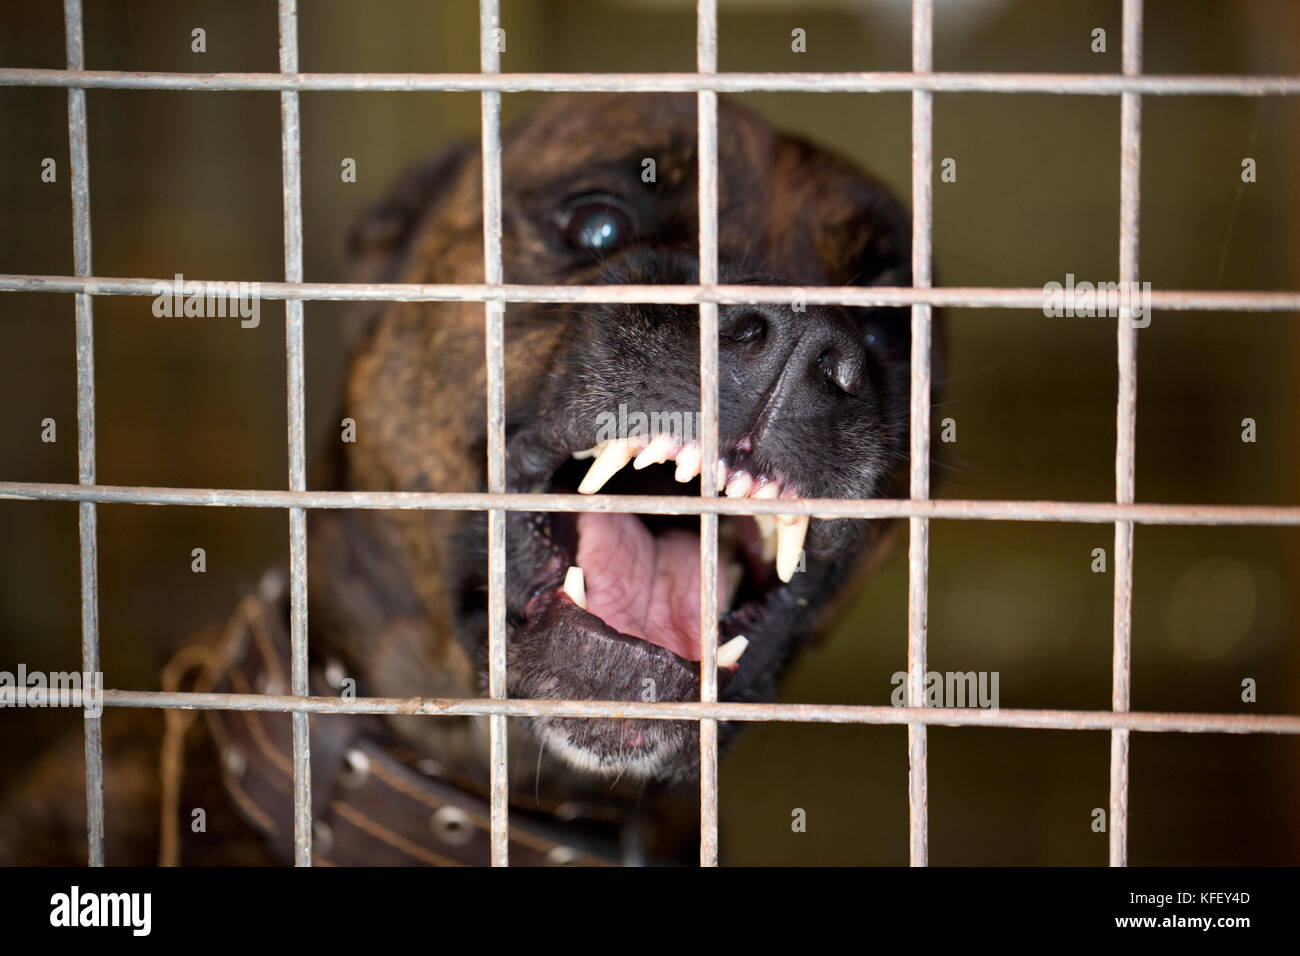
[2,274,1298,311]
[2,68,1299,95]
[2,689,1281,734]
[3,481,1299,525]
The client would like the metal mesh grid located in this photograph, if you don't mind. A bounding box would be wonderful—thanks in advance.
[2,0,1300,868]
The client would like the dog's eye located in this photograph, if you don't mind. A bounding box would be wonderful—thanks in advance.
[724,311,767,345]
[561,198,633,255]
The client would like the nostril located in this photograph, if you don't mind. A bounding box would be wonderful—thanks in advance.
[817,348,862,396]
[726,311,768,345]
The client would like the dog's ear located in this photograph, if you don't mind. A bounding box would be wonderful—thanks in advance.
[342,141,475,283]
[838,178,916,356]
[843,183,912,292]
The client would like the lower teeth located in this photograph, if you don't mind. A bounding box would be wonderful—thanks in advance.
[716,635,749,668]
[562,565,588,610]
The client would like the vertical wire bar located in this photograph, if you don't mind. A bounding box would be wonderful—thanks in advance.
[1110,0,1144,868]
[277,0,312,867]
[907,0,934,868]
[479,0,509,867]
[696,0,721,868]
[62,0,103,868]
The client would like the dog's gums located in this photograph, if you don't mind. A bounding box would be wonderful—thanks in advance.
[545,433,811,669]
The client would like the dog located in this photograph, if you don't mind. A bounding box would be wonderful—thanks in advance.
[1,93,927,866]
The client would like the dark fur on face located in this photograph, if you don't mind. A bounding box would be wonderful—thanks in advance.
[315,93,921,784]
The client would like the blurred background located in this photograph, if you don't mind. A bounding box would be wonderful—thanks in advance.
[1,0,1297,865]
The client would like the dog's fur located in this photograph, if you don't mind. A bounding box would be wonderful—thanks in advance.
[0,94,929,865]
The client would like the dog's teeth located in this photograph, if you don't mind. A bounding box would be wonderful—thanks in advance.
[755,482,781,565]
[674,444,702,482]
[725,560,743,608]
[571,444,602,460]
[776,515,810,583]
[562,566,588,610]
[634,433,675,470]
[755,515,778,563]
[578,439,635,494]
[716,635,749,669]
[725,472,753,498]
[715,460,728,490]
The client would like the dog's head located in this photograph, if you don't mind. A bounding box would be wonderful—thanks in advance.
[339,94,919,782]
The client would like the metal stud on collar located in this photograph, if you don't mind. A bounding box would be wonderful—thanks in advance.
[431,806,474,846]
[340,748,370,789]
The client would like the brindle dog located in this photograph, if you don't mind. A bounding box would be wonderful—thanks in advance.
[1,93,928,865]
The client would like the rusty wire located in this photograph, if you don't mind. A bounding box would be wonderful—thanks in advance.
[4,0,1298,869]
[3,274,1300,311]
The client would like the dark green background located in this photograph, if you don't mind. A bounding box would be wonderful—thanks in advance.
[1,0,1297,865]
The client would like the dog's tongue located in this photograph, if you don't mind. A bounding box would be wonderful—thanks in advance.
[575,512,724,661]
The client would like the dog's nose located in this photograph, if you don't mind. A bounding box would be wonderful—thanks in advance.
[719,303,867,435]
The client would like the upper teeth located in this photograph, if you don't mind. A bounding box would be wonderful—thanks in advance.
[775,515,810,584]
[674,444,702,483]
[576,439,638,495]
[724,472,753,498]
[572,436,810,584]
[724,560,743,608]
[634,433,675,470]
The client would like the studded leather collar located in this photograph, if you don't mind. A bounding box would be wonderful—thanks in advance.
[161,577,629,866]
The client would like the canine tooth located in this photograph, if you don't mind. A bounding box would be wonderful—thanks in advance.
[674,444,701,482]
[778,496,804,525]
[634,433,675,470]
[725,472,754,498]
[776,515,810,583]
[716,635,749,669]
[578,439,635,494]
[562,566,588,610]
[725,560,743,608]
[755,515,778,563]
[571,444,602,460]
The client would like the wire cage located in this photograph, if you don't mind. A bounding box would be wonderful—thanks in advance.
[1,0,1299,867]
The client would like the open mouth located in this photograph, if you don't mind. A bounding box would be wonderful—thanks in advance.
[518,433,811,675]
